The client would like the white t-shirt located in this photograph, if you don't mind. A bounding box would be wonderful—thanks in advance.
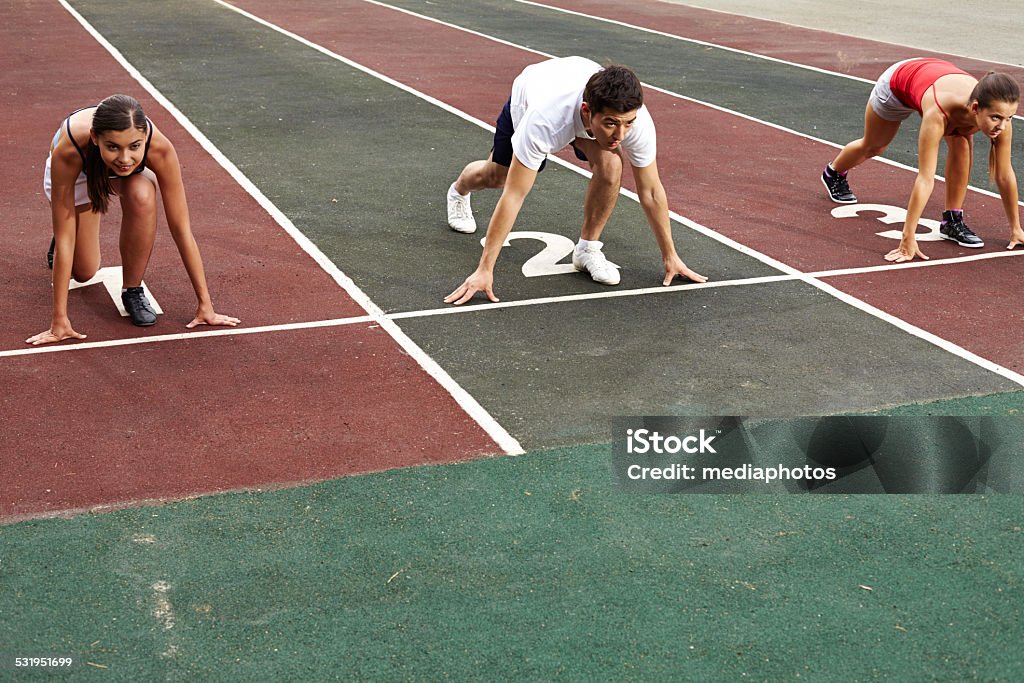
[509,56,657,172]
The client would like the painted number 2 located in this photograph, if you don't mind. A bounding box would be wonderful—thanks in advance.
[480,231,620,278]
[831,203,943,241]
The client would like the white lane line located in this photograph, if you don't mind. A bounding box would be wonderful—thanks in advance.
[0,316,374,358]
[391,248,1024,319]
[6,247,1023,362]
[213,0,1024,388]
[516,0,1024,122]
[12,244,1024,342]
[57,0,524,456]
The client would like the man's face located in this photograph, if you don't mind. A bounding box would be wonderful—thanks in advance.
[582,103,639,151]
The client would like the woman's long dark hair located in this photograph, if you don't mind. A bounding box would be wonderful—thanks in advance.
[969,73,1020,183]
[85,94,147,213]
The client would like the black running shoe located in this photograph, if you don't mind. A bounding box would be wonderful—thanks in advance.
[939,211,984,248]
[121,286,158,326]
[821,168,857,204]
[47,238,55,269]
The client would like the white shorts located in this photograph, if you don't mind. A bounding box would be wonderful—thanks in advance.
[43,153,89,207]
[869,59,919,122]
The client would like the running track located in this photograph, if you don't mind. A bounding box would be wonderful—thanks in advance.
[2,0,1023,521]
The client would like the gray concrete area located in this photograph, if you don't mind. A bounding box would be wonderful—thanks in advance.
[672,0,1024,67]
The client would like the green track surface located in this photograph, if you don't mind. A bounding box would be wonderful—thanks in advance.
[2,437,1022,681]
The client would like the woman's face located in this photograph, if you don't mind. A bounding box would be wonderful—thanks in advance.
[974,100,1018,139]
[91,126,147,175]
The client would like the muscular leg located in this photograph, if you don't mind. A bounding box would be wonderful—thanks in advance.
[454,153,508,194]
[943,135,973,211]
[831,102,903,173]
[575,139,623,241]
[70,206,102,283]
[113,171,158,288]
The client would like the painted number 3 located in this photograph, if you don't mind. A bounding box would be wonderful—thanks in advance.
[480,231,620,277]
[831,203,943,241]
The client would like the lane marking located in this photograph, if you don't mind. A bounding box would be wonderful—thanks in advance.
[3,316,375,358]
[150,580,176,631]
[6,247,1022,355]
[148,579,180,658]
[390,248,1024,319]
[57,0,524,456]
[832,203,945,241]
[517,0,1024,122]
[491,231,619,277]
[211,0,1024,389]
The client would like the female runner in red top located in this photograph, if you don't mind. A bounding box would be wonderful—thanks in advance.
[821,58,1022,262]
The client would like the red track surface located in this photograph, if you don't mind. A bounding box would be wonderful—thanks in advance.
[227,0,1024,369]
[2,326,497,521]
[0,2,501,522]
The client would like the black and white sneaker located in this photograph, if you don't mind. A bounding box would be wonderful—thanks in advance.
[821,168,857,204]
[121,286,158,326]
[939,211,984,248]
[47,238,55,269]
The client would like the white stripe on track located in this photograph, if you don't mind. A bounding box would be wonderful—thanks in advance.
[3,316,373,358]
[9,245,1024,386]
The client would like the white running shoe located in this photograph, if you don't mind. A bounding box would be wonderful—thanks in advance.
[446,182,477,234]
[572,241,620,285]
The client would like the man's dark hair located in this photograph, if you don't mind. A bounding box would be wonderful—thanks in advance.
[583,65,644,114]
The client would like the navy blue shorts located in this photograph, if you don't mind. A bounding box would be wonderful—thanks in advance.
[492,98,588,171]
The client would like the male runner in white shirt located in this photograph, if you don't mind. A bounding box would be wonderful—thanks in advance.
[445,56,706,305]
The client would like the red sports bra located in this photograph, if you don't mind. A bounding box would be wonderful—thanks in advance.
[889,58,971,118]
